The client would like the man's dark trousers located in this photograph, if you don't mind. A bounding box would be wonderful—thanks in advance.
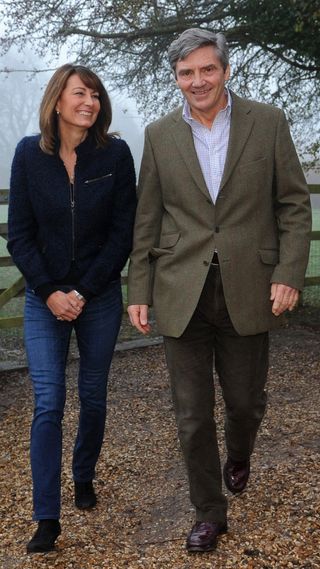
[164,263,269,525]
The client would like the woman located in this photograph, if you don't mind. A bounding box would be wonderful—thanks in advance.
[7,64,136,553]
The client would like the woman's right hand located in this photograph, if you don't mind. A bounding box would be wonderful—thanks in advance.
[46,291,83,321]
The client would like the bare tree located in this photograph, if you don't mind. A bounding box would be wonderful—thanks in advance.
[1,0,319,161]
[0,53,44,186]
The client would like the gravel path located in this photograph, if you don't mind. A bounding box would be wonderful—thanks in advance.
[0,314,319,568]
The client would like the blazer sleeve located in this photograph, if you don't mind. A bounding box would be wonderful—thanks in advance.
[270,110,312,290]
[77,140,137,296]
[7,138,53,289]
[127,126,164,306]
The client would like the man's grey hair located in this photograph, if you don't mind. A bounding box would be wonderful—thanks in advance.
[168,28,229,74]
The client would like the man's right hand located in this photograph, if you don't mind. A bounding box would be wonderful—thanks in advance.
[127,304,151,335]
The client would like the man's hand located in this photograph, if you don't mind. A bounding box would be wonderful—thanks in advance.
[46,290,84,321]
[127,304,151,335]
[270,283,299,316]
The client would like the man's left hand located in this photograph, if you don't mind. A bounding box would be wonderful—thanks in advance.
[270,283,299,316]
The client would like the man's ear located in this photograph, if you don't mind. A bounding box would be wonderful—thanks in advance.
[225,65,231,82]
[171,70,178,86]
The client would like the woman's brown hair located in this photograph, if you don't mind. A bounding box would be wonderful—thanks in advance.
[39,64,113,154]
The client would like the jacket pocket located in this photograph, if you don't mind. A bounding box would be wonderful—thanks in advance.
[259,249,279,265]
[149,232,180,259]
[239,157,267,171]
[84,173,113,184]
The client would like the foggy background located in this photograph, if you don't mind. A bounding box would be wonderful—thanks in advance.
[0,49,145,188]
[1,46,319,195]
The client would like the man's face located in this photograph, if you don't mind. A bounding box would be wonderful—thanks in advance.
[175,45,230,121]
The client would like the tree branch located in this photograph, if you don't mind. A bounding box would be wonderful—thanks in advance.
[253,40,319,73]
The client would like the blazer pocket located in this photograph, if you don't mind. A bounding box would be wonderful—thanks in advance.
[239,157,267,171]
[149,232,180,259]
[259,249,279,265]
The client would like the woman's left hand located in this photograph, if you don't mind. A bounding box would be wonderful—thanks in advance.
[67,290,86,311]
[46,290,85,321]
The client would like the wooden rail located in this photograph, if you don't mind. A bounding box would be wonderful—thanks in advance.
[301,183,320,288]
[1,185,320,329]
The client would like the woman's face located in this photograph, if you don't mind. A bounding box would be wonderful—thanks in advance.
[56,74,101,132]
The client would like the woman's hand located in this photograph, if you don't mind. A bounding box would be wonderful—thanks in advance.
[46,290,85,321]
[67,290,86,311]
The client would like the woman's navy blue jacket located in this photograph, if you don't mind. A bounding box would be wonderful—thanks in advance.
[7,134,137,299]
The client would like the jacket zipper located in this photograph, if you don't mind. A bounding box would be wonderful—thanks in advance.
[69,179,76,261]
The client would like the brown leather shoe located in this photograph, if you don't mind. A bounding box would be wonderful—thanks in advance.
[223,457,250,494]
[186,521,228,553]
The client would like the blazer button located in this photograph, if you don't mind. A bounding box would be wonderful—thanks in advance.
[203,260,210,266]
[215,226,220,233]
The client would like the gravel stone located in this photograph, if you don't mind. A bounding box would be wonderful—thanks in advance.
[0,308,319,568]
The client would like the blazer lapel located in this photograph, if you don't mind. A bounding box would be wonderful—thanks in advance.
[169,96,255,198]
[170,111,212,201]
[220,92,255,191]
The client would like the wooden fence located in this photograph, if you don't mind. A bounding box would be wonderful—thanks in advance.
[1,186,320,329]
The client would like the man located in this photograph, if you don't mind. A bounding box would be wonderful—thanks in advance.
[127,28,311,553]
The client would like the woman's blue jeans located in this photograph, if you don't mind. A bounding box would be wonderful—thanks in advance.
[24,281,122,520]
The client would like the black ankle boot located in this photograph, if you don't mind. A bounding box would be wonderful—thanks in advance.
[74,480,97,509]
[27,519,61,553]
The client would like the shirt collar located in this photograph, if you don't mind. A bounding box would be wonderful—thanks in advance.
[182,87,232,125]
